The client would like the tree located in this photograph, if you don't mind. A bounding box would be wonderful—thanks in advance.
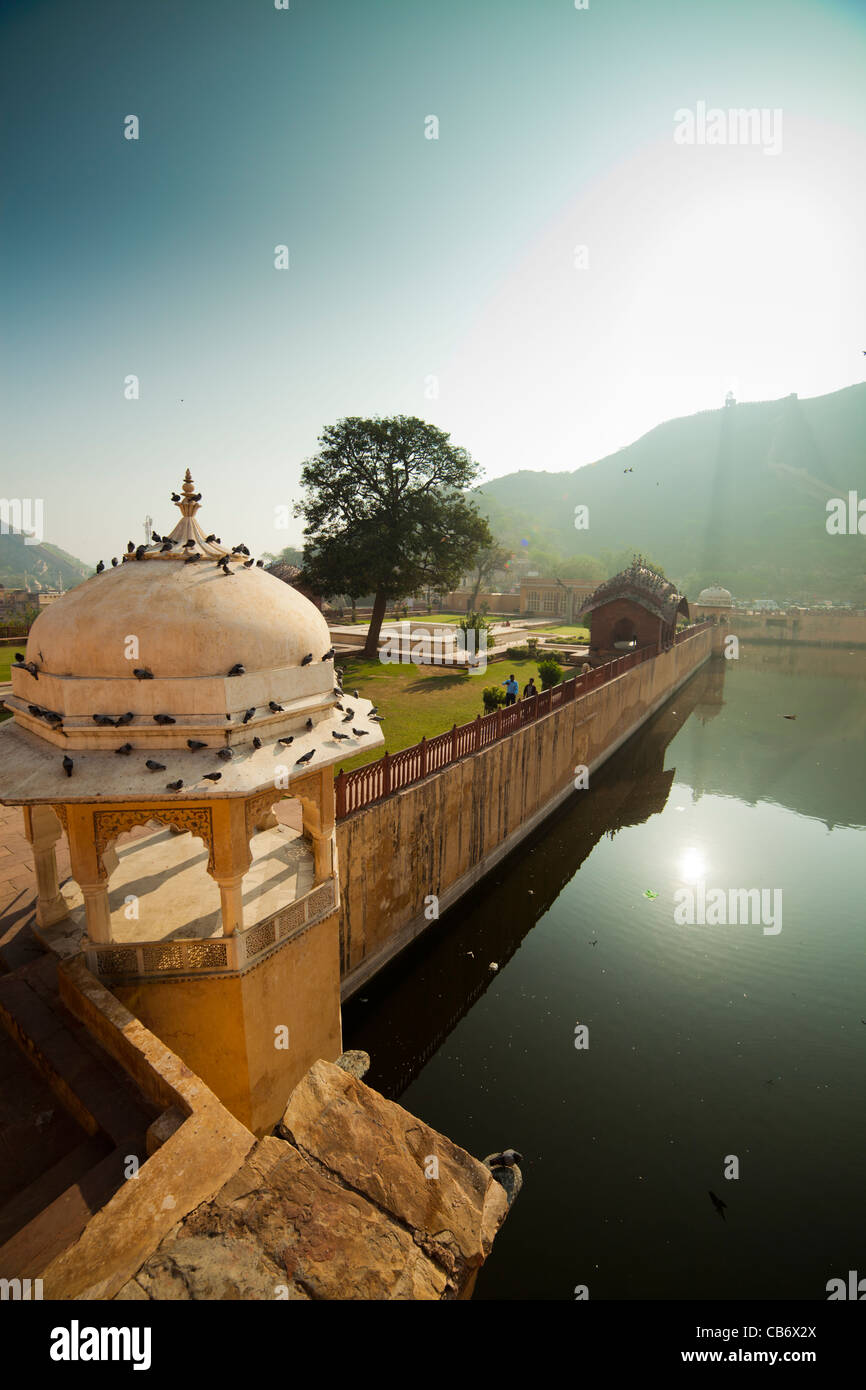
[297,417,492,658]
[467,543,511,609]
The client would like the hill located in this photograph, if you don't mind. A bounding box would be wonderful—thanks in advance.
[0,528,92,591]
[472,385,866,601]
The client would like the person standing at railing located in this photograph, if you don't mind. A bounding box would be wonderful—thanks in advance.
[522,676,537,699]
[502,674,519,706]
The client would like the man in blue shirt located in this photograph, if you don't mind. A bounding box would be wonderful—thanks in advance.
[502,674,519,706]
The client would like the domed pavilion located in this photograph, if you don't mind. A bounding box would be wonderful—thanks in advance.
[0,472,383,1132]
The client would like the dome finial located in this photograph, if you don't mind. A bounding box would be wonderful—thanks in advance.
[175,471,202,518]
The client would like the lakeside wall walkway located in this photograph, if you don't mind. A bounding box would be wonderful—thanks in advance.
[336,622,713,997]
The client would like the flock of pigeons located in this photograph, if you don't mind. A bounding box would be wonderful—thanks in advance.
[94,531,264,573]
[13,652,384,790]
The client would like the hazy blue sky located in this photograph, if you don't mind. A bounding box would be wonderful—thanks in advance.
[2,0,865,564]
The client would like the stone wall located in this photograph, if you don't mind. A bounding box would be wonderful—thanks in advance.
[697,608,866,648]
[336,627,712,996]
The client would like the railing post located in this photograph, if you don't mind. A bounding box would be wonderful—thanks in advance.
[382,751,391,797]
[335,769,346,819]
[451,723,458,762]
[474,714,481,751]
[495,707,502,739]
[419,736,427,778]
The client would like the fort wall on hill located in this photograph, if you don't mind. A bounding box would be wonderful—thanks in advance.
[336,625,713,997]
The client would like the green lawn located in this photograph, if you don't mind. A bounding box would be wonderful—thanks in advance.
[0,641,23,682]
[334,654,548,772]
[534,624,590,641]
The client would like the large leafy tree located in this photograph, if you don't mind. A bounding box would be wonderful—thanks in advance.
[297,416,492,657]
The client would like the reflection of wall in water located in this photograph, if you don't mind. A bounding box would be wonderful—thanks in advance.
[345,667,715,1100]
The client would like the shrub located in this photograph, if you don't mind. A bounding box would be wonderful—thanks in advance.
[537,658,563,690]
[482,685,506,713]
[505,644,530,659]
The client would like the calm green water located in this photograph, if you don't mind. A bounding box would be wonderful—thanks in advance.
[344,645,866,1300]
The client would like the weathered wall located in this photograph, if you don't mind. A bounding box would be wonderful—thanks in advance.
[337,628,712,996]
[696,608,866,648]
[114,912,343,1135]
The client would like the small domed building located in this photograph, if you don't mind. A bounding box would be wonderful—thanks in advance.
[694,585,734,623]
[0,473,383,1133]
[576,557,690,665]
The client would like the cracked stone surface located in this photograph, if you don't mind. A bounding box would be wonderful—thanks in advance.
[116,1061,510,1301]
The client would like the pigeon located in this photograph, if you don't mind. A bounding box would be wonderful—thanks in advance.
[96,560,105,573]
[205,533,216,543]
[352,729,369,738]
[227,663,245,677]
[126,541,135,553]
[166,780,183,791]
[43,712,63,726]
[28,704,43,717]
[111,557,118,566]
[255,559,264,567]
[342,712,354,723]
[334,703,344,712]
[322,648,335,661]
[487,1150,524,1169]
[116,711,135,726]
[187,739,207,750]
[92,714,116,727]
[151,531,162,542]
[708,1191,727,1222]
[369,706,379,716]
[153,714,176,725]
[19,660,39,679]
[333,732,350,740]
[295,748,315,765]
[301,654,313,666]
[171,492,181,503]
[252,736,262,750]
[115,743,134,756]
[305,718,314,731]
[133,668,154,680]
[184,554,201,564]
[190,492,201,502]
[135,545,147,561]
[243,557,254,568]
[216,748,234,762]
[278,736,294,746]
[333,688,344,698]
[353,690,360,699]
[268,701,284,713]
[13,653,25,663]
[242,707,255,724]
[782,714,797,720]
[62,756,73,777]
[203,772,222,783]
[183,539,196,549]
[145,759,166,772]
[369,714,384,722]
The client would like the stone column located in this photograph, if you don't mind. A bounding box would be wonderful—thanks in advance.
[80,883,113,944]
[22,804,68,928]
[215,872,246,934]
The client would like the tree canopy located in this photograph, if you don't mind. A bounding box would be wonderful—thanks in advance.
[297,416,492,655]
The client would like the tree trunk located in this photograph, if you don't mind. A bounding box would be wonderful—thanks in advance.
[470,576,482,609]
[364,590,388,659]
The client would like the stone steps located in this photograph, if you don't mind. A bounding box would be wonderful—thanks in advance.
[0,1144,131,1280]
[0,1133,110,1248]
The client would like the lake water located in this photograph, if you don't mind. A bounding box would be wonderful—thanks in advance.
[343,644,866,1300]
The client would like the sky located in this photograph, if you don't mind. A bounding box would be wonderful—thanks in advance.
[2,0,865,565]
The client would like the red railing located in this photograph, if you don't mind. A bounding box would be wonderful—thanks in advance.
[334,622,712,818]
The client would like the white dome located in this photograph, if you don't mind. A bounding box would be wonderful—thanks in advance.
[697,586,733,606]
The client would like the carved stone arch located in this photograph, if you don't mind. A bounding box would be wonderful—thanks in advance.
[93,805,215,877]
